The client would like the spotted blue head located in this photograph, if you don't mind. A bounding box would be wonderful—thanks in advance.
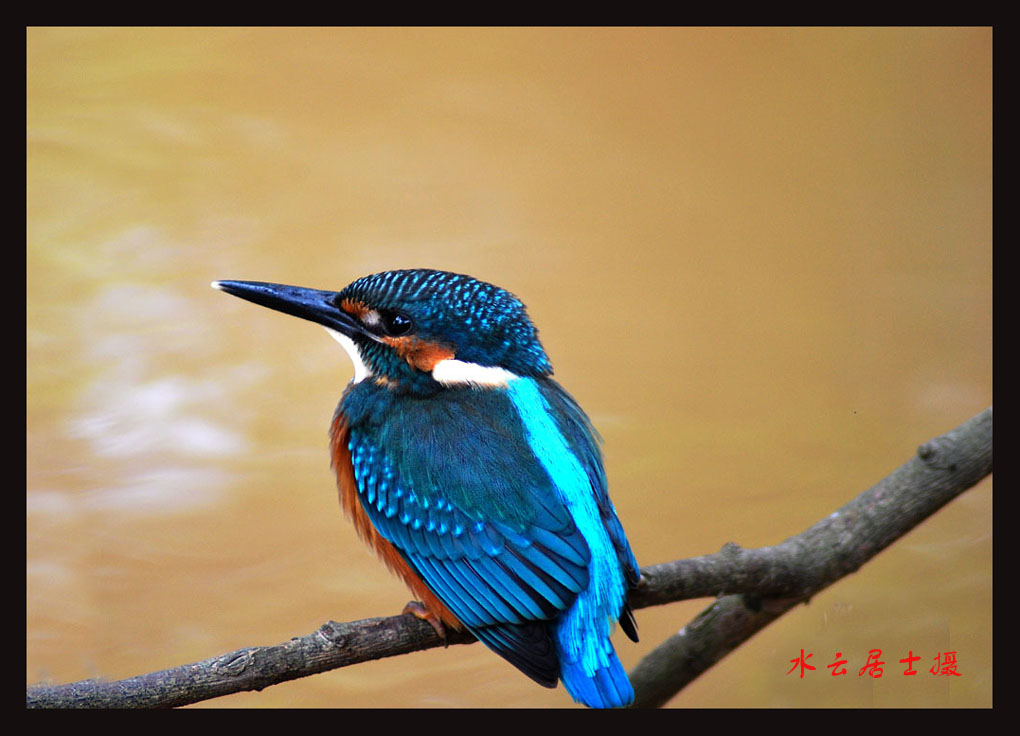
[213,269,552,393]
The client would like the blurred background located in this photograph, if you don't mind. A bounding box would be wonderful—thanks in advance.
[27,27,991,707]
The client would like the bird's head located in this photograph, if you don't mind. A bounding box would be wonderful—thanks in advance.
[213,269,551,393]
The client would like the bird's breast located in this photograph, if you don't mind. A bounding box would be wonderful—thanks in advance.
[329,409,462,630]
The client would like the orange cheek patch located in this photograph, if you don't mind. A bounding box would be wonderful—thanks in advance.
[340,298,370,320]
[382,335,455,373]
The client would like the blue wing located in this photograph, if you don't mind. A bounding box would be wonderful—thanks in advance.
[343,381,595,686]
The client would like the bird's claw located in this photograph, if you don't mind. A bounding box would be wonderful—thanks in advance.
[403,600,448,643]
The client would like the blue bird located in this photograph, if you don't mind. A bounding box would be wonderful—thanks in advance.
[213,269,640,708]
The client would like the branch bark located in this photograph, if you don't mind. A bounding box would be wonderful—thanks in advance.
[26,407,992,708]
[628,405,992,707]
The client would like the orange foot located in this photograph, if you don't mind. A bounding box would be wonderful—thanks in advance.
[403,600,448,643]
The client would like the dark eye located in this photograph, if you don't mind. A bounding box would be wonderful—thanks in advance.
[380,310,414,337]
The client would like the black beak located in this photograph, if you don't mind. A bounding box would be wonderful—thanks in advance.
[212,280,366,338]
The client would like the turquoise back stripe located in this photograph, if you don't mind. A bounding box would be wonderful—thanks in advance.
[506,377,628,680]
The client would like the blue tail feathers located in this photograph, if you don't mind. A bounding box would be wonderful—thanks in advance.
[559,645,634,708]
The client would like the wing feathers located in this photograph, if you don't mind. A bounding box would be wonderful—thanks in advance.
[338,381,636,698]
[356,428,591,631]
[472,623,560,688]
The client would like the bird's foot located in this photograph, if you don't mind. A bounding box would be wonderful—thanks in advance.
[403,600,448,644]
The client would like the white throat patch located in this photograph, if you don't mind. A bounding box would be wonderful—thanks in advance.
[325,328,371,384]
[432,358,518,388]
[323,331,518,389]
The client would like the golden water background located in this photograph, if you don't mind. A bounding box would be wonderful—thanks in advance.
[27,27,991,707]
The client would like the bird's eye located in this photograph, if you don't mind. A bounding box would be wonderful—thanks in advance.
[379,310,414,337]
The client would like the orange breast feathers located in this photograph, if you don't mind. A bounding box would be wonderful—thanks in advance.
[330,412,462,631]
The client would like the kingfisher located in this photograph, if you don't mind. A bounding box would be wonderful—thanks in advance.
[213,269,640,708]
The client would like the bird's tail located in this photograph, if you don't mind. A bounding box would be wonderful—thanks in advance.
[559,641,634,708]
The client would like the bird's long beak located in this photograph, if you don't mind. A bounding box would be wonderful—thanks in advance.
[212,280,367,338]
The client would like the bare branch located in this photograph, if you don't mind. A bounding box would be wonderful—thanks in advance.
[26,407,991,708]
[629,406,992,707]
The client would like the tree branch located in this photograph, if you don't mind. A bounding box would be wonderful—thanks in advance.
[26,407,991,708]
[629,406,992,707]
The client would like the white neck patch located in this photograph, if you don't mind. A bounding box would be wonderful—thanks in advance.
[432,358,518,388]
[322,331,517,389]
[324,328,371,384]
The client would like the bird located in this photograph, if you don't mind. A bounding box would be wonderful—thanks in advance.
[212,269,640,708]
